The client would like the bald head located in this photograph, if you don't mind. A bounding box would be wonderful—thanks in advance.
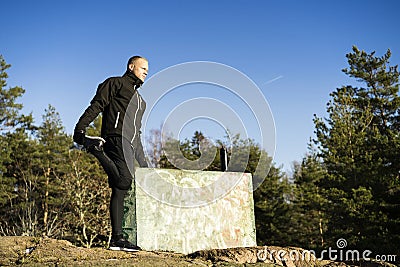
[127,56,148,82]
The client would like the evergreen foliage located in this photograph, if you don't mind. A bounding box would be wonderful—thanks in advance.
[312,46,400,255]
[0,55,109,246]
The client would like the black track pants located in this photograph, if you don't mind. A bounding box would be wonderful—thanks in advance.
[110,187,128,237]
[89,136,135,237]
[90,136,135,190]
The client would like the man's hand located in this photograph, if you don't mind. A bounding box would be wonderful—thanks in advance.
[84,135,106,152]
[73,130,86,145]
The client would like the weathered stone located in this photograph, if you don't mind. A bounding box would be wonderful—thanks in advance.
[123,168,257,254]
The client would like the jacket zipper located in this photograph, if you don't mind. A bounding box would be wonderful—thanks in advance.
[131,89,141,143]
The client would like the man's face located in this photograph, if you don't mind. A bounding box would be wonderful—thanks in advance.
[130,58,148,82]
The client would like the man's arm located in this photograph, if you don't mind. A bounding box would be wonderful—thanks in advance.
[135,134,148,167]
[74,78,116,144]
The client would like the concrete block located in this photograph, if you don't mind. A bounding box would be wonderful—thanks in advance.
[123,168,257,254]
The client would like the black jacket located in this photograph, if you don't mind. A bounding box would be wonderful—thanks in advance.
[74,71,147,165]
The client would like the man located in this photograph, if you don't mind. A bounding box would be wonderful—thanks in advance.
[73,56,149,252]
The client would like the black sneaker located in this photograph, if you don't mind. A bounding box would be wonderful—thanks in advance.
[109,238,142,252]
[84,136,105,153]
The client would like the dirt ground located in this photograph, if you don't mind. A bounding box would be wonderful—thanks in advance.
[0,236,396,267]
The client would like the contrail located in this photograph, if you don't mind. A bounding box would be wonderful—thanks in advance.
[264,75,283,85]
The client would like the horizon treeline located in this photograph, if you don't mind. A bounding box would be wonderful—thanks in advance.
[0,46,398,258]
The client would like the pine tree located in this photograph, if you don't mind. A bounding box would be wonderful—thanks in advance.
[36,105,71,236]
[158,131,219,170]
[0,55,35,234]
[2,129,41,235]
[0,55,33,133]
[313,46,400,254]
[253,163,292,247]
[290,155,327,251]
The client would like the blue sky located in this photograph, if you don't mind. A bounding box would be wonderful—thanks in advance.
[2,0,400,172]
